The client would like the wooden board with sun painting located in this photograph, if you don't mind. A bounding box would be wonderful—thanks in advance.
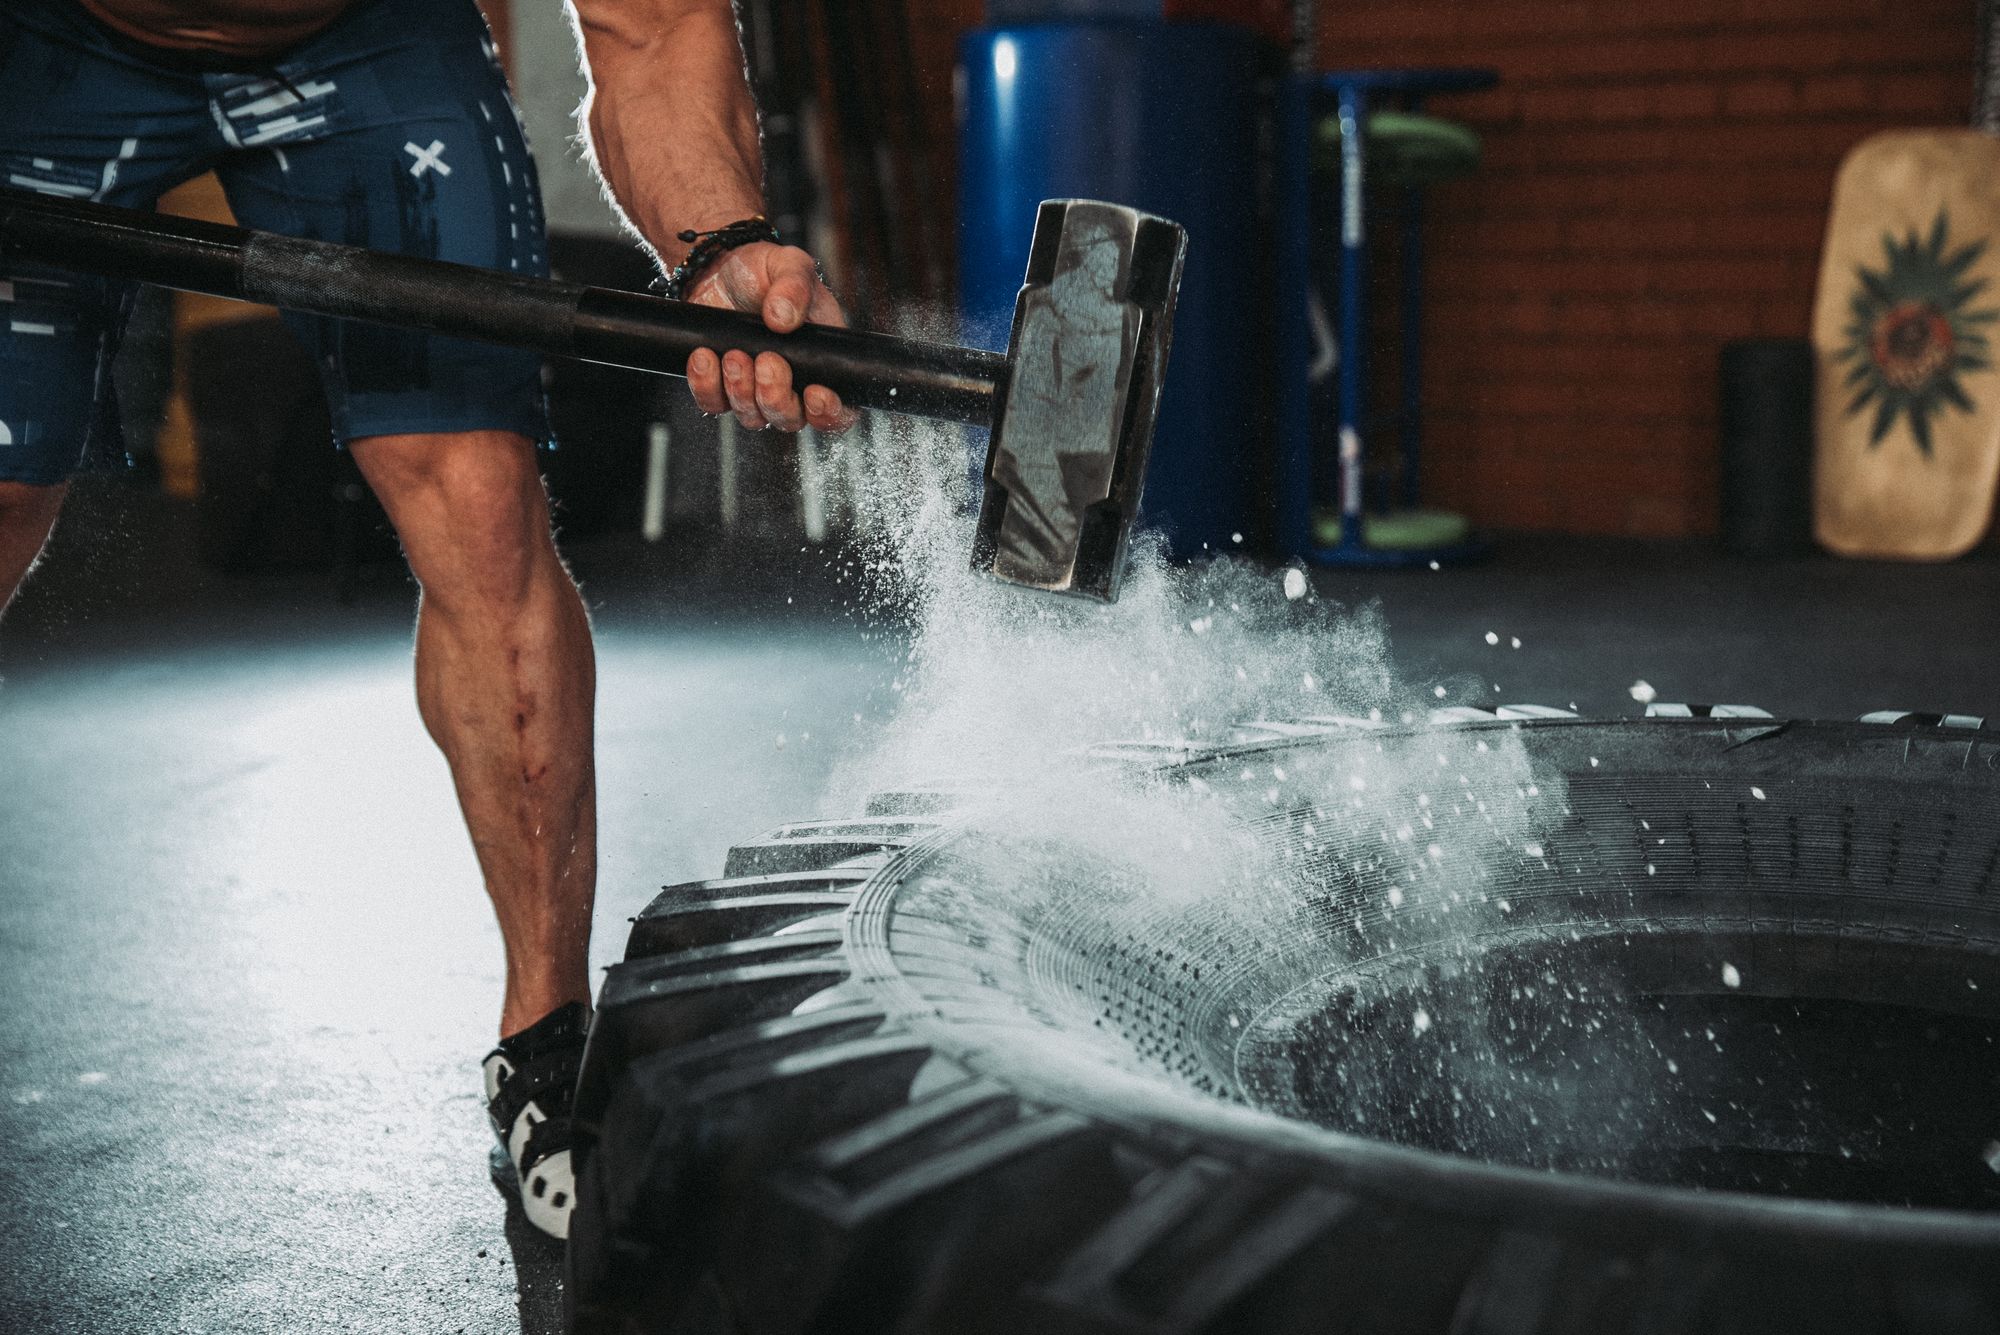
[1812,129,2000,560]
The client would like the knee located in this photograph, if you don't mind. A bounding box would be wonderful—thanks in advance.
[355,432,556,611]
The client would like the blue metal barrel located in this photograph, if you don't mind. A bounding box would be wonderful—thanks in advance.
[958,21,1265,558]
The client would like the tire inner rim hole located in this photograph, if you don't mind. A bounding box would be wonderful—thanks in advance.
[1237,934,2000,1209]
[884,732,2000,1215]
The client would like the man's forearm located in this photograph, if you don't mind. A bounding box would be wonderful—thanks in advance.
[571,0,852,434]
[570,0,764,266]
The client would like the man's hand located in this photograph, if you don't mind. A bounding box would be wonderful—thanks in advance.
[684,242,857,434]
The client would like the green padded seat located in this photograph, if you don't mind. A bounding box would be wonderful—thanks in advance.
[1313,507,1472,551]
[1316,110,1482,188]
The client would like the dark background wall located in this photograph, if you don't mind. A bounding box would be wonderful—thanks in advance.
[901,0,1979,539]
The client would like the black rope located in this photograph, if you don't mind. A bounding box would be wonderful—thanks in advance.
[656,216,781,301]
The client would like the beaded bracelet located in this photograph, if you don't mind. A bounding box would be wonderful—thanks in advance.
[657,216,781,301]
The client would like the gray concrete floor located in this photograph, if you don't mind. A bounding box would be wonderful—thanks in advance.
[1,477,1995,1333]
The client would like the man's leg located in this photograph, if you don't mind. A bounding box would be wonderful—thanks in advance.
[0,481,67,620]
[347,428,595,1038]
[210,0,592,1232]
[0,3,227,620]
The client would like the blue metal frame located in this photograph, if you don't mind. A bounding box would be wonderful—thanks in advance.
[1399,184,1426,511]
[1279,67,1498,569]
[1275,74,1316,561]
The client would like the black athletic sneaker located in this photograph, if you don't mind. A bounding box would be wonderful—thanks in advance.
[482,1001,589,1241]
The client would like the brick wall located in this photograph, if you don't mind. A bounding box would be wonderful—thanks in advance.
[1317,1,1978,536]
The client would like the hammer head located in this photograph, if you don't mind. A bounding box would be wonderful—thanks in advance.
[971,200,1188,602]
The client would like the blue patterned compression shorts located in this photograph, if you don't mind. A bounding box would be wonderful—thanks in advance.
[0,0,551,483]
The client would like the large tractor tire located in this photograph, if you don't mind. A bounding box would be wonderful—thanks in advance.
[567,707,2000,1334]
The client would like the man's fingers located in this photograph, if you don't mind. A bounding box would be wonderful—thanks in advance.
[687,347,728,416]
[803,278,846,329]
[684,242,845,431]
[721,349,768,429]
[753,352,804,432]
[762,246,819,332]
[804,385,858,434]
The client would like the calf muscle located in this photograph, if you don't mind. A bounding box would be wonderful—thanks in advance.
[350,431,597,1036]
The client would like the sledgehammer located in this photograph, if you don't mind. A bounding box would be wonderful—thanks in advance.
[0,190,1185,601]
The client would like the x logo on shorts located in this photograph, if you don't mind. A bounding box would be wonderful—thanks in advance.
[405,139,451,178]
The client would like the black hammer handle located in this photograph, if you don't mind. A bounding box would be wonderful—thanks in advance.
[0,188,1007,425]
